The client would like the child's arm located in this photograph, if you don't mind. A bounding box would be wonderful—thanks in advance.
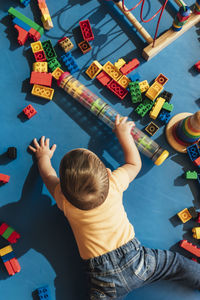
[29,136,60,197]
[114,114,142,183]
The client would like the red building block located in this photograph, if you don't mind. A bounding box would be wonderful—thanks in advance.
[4,258,21,276]
[106,79,128,100]
[30,71,52,87]
[23,104,37,119]
[120,58,140,75]
[0,174,10,184]
[195,61,200,72]
[7,231,20,244]
[28,27,41,41]
[79,19,94,41]
[180,240,200,257]
[34,50,46,62]
[14,24,29,45]
[96,71,112,86]
[0,223,9,235]
[193,156,200,167]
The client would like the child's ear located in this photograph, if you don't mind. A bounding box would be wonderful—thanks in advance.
[107,168,112,177]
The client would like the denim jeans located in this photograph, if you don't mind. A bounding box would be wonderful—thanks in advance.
[83,237,200,299]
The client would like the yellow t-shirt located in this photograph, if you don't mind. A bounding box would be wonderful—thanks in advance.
[54,167,135,259]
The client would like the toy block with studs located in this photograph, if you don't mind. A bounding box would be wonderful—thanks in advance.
[96,71,112,86]
[157,109,171,124]
[139,80,149,93]
[31,84,54,100]
[177,208,192,223]
[79,19,94,41]
[51,67,64,80]
[114,58,126,70]
[12,17,31,32]
[135,98,154,117]
[187,144,200,162]
[162,102,174,112]
[42,40,57,61]
[0,245,13,257]
[159,90,173,102]
[102,61,122,81]
[13,25,29,45]
[31,41,43,53]
[180,240,200,257]
[129,81,142,103]
[48,58,61,72]
[106,80,128,100]
[145,81,163,101]
[78,40,91,54]
[0,174,10,184]
[193,157,200,167]
[149,97,165,120]
[58,37,74,53]
[86,60,102,79]
[155,73,168,86]
[7,147,17,160]
[28,28,41,42]
[185,171,198,179]
[192,227,200,239]
[37,0,53,30]
[120,58,140,75]
[60,52,79,74]
[34,50,46,62]
[195,61,200,72]
[129,72,141,82]
[23,104,37,119]
[20,0,31,7]
[145,122,159,136]
[117,75,130,89]
[30,71,52,87]
[33,62,48,73]
[36,285,51,300]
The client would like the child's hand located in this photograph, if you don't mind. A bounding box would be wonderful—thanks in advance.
[29,136,57,160]
[114,114,135,141]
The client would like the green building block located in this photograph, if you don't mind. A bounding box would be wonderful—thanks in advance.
[185,171,198,179]
[8,7,44,36]
[2,227,14,240]
[162,102,174,112]
[135,98,154,117]
[42,40,57,61]
[129,81,142,103]
[48,58,61,72]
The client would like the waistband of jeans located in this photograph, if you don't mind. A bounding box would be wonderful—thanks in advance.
[82,237,141,268]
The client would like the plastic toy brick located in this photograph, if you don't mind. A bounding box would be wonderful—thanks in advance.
[60,52,79,74]
[48,58,61,72]
[162,102,174,112]
[120,58,140,75]
[23,104,37,119]
[139,80,149,93]
[193,156,200,167]
[135,98,154,117]
[177,208,192,223]
[0,245,13,257]
[192,227,200,239]
[37,0,53,30]
[36,285,51,300]
[31,84,54,100]
[28,28,41,42]
[0,223,8,235]
[8,7,44,36]
[159,90,173,102]
[187,144,200,162]
[58,37,74,53]
[96,71,112,86]
[102,61,122,81]
[106,80,128,100]
[79,19,94,41]
[7,147,17,160]
[14,24,29,45]
[149,97,165,120]
[114,58,126,70]
[180,240,200,257]
[185,171,198,179]
[145,81,163,101]
[7,231,20,244]
[4,257,21,275]
[157,109,171,124]
[129,72,141,82]
[155,73,168,86]
[30,71,52,87]
[51,67,64,80]
[2,227,14,240]
[145,122,159,136]
[34,50,46,62]
[20,0,31,7]
[86,61,102,79]
[31,41,43,53]
[1,251,15,263]
[12,17,31,32]
[117,75,130,89]
[33,62,48,73]
[42,40,57,61]
[78,40,91,54]
[0,174,10,184]
[129,81,142,103]
[195,61,200,72]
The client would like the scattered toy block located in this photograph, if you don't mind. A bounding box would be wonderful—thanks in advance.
[2,227,14,240]
[33,62,48,73]
[4,257,21,275]
[129,81,142,103]
[120,58,140,75]
[145,122,159,136]
[58,37,74,53]
[102,61,122,81]
[139,80,149,93]
[149,97,165,120]
[195,61,200,72]
[31,41,43,53]
[162,102,174,112]
[51,67,64,80]
[193,156,200,167]
[48,58,61,72]
[60,52,79,74]
[0,174,10,184]
[78,40,91,54]
[34,50,46,62]
[86,60,102,79]
[185,171,198,179]
[155,73,168,86]
[159,90,173,102]
[187,144,200,162]
[145,81,163,101]
[79,19,94,41]
[0,223,9,235]
[135,98,154,117]
[158,109,171,124]
[1,251,15,263]
[106,80,128,100]
[129,72,141,82]
[114,58,126,70]
[42,40,57,61]
[12,17,31,32]
[117,75,130,89]
[30,71,52,87]
[28,27,41,42]
[180,240,200,257]
[7,147,17,160]
[31,84,54,100]
[23,104,37,119]
[20,0,31,6]
[37,0,53,30]
[14,24,29,45]
[0,245,13,257]
[7,231,21,244]
[177,208,192,223]
[96,71,112,86]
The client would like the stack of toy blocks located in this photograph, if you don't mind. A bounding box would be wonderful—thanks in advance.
[0,222,21,276]
[8,7,44,45]
[187,143,200,168]
[37,0,53,30]
[78,19,93,54]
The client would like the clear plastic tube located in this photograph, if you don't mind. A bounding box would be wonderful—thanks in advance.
[58,72,169,165]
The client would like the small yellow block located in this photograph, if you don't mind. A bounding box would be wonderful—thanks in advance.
[114,58,126,70]
[31,84,54,100]
[145,81,163,101]
[177,208,192,223]
[86,60,102,79]
[102,61,122,81]
[139,80,149,93]
[192,227,200,239]
[0,245,13,257]
[31,41,43,53]
[149,97,165,120]
[52,67,64,80]
[59,38,74,53]
[117,75,130,89]
[33,62,48,73]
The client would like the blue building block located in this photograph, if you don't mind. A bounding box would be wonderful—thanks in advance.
[37,285,51,300]
[20,0,31,6]
[1,251,15,263]
[12,17,31,32]
[157,110,171,124]
[60,52,79,74]
[187,144,200,162]
[128,72,141,82]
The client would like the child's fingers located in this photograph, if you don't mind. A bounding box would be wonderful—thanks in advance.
[120,116,128,124]
[45,138,50,147]
[127,121,135,127]
[28,145,36,152]
[33,138,40,149]
[40,136,45,147]
[50,144,57,153]
[115,114,120,125]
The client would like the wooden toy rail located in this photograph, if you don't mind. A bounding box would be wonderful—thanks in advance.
[113,0,200,60]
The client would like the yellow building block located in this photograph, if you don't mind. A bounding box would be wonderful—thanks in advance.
[177,208,192,223]
[102,61,122,81]
[145,81,163,101]
[52,67,64,80]
[85,60,102,79]
[192,227,200,239]
[139,80,149,93]
[149,97,165,120]
[33,62,48,73]
[114,58,126,70]
[117,75,130,89]
[31,41,43,53]
[0,245,13,257]
[31,84,54,100]
[59,37,74,53]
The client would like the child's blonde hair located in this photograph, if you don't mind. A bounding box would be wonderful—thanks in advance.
[59,149,109,210]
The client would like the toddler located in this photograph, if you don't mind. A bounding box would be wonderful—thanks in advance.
[29,115,200,299]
